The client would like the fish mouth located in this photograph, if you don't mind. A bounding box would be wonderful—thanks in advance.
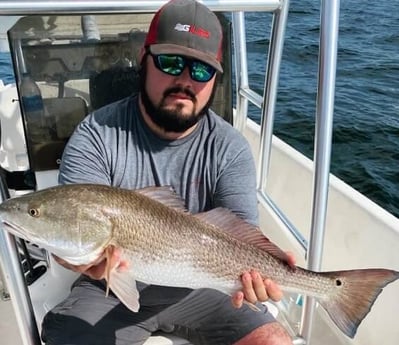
[1,220,31,240]
[1,219,105,265]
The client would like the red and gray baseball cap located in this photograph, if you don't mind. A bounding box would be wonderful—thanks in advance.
[144,0,223,73]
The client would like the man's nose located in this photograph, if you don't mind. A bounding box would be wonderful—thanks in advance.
[175,66,193,85]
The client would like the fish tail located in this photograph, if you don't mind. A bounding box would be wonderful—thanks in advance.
[318,268,399,338]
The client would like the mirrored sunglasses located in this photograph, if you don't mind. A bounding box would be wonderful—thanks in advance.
[151,54,216,82]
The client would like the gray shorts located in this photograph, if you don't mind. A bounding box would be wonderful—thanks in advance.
[41,276,276,345]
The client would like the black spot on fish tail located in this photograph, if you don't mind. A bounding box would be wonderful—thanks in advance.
[318,269,399,338]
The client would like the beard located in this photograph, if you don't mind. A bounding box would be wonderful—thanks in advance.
[139,64,214,133]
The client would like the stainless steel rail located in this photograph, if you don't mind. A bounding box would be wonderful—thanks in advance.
[232,11,250,133]
[0,0,281,15]
[233,0,340,342]
[0,183,41,345]
[231,0,309,253]
[257,0,290,185]
[299,1,340,342]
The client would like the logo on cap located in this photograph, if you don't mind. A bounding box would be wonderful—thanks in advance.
[174,23,210,39]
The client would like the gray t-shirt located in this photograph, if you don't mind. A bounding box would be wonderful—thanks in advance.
[59,95,258,304]
[59,95,258,225]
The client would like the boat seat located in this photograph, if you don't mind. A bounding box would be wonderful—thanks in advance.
[26,96,88,172]
[89,65,141,110]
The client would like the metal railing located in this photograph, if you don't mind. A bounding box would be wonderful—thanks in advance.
[0,177,42,345]
[0,0,282,15]
[233,0,340,343]
[299,1,340,342]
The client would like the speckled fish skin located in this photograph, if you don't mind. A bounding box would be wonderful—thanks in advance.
[0,183,398,339]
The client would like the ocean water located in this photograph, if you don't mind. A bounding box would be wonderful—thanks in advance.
[0,51,13,84]
[244,0,399,218]
[0,1,398,217]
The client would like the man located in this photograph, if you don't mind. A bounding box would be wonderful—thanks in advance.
[42,1,293,344]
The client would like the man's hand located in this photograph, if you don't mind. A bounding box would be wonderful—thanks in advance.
[231,251,296,308]
[53,246,129,280]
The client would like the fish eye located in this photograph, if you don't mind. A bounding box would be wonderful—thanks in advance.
[29,208,40,217]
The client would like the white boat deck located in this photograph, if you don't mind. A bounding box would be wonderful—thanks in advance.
[1,296,23,345]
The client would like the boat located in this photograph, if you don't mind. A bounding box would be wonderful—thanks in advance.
[0,1,398,345]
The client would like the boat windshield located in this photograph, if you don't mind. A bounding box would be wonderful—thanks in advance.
[7,14,233,171]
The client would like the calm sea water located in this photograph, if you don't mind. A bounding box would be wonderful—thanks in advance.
[0,1,398,217]
[244,0,399,218]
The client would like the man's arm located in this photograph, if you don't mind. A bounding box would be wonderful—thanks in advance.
[59,116,111,185]
[212,137,259,225]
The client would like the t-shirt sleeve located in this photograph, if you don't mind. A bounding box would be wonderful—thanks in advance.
[213,136,259,226]
[58,115,111,185]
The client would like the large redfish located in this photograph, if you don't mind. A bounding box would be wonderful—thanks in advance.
[0,184,398,338]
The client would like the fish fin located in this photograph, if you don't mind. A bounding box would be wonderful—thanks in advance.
[108,268,141,312]
[104,245,118,297]
[135,186,188,212]
[317,268,399,338]
[195,208,294,268]
[103,245,140,312]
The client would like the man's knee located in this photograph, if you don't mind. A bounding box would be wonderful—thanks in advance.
[233,322,292,345]
[41,310,92,344]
